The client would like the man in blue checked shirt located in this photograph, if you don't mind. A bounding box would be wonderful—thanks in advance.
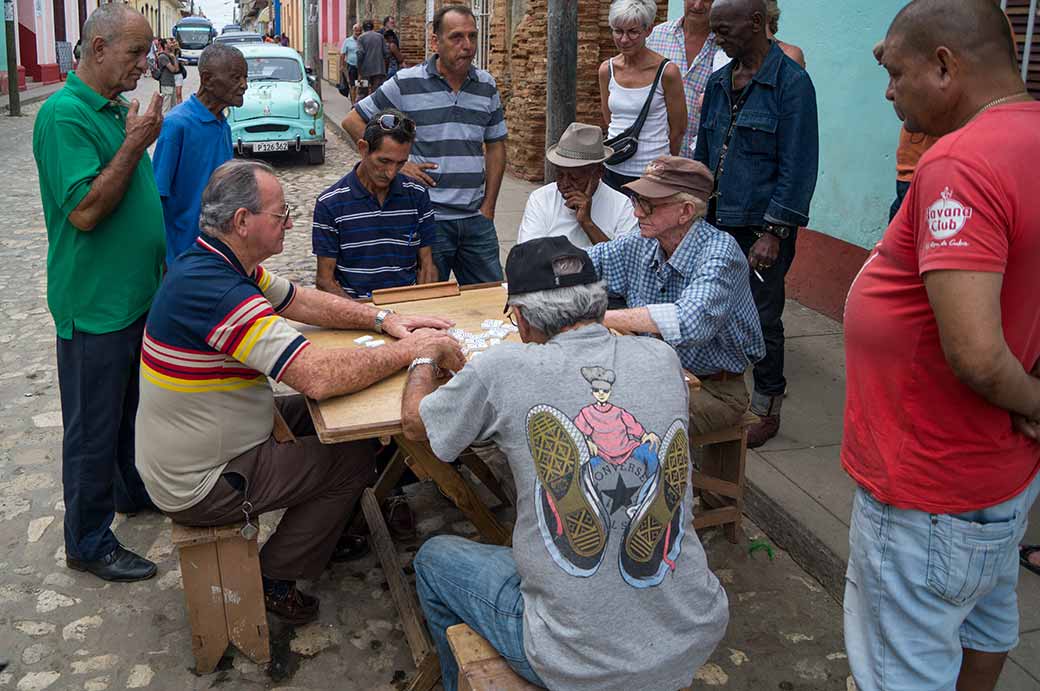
[587,156,764,435]
[313,110,438,299]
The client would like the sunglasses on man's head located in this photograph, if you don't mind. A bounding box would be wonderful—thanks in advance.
[376,112,416,136]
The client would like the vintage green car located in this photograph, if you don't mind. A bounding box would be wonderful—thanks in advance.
[229,44,326,164]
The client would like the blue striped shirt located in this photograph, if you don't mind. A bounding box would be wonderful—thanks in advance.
[312,166,435,298]
[354,55,508,220]
[587,219,765,375]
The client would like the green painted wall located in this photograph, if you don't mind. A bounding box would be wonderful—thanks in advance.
[667,0,907,249]
[1,21,7,70]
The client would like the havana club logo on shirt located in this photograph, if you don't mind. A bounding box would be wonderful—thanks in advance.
[926,186,974,240]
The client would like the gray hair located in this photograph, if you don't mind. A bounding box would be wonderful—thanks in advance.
[608,0,657,30]
[199,42,245,75]
[507,281,609,339]
[82,3,142,58]
[199,160,276,235]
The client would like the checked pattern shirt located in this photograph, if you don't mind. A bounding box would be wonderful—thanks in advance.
[587,219,764,375]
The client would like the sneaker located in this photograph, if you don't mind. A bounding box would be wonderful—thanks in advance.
[526,405,609,577]
[619,419,689,588]
[747,414,780,449]
[264,583,320,625]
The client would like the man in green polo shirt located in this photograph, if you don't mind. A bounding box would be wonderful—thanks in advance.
[33,2,166,583]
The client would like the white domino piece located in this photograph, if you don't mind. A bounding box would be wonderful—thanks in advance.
[354,335,374,344]
[364,339,385,348]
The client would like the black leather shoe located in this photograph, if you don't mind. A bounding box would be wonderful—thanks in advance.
[66,546,157,582]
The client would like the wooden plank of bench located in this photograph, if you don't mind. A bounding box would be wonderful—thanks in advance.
[448,624,540,691]
[457,448,512,508]
[404,652,441,691]
[372,280,461,305]
[690,472,741,499]
[693,506,741,529]
[178,540,229,673]
[447,624,500,666]
[171,522,245,547]
[690,426,744,447]
[216,535,270,666]
[361,488,433,666]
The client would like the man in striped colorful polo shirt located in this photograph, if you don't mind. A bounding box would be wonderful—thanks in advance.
[136,160,464,623]
[313,110,437,299]
[343,4,508,286]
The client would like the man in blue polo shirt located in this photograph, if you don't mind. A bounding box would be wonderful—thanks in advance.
[153,43,247,266]
[313,110,437,298]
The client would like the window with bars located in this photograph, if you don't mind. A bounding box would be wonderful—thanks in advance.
[1005,0,1040,97]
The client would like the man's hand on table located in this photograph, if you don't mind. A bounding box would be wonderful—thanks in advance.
[401,329,467,373]
[381,312,455,340]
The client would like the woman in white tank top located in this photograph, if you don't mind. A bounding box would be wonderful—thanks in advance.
[598,0,688,192]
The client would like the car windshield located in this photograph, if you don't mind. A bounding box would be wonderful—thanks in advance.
[175,27,212,49]
[217,34,262,44]
[246,57,302,82]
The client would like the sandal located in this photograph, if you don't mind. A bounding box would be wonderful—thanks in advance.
[1020,545,1040,577]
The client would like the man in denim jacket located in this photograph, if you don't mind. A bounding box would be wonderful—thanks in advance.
[693,0,818,447]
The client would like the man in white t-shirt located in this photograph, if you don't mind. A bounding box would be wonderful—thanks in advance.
[517,122,639,249]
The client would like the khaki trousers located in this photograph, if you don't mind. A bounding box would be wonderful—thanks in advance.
[168,395,377,581]
[688,376,750,436]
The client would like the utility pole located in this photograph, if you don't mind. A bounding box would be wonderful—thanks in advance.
[305,0,321,97]
[544,0,577,182]
[4,0,20,116]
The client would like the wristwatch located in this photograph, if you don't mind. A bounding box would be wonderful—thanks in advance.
[374,308,394,334]
[760,223,792,240]
[408,357,441,376]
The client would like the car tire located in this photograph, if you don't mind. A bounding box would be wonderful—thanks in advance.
[306,144,325,165]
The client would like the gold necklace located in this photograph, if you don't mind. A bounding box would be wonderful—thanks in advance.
[961,90,1030,128]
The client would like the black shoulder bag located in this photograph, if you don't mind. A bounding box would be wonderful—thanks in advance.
[603,59,669,167]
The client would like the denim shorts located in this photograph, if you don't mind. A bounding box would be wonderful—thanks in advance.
[844,474,1040,691]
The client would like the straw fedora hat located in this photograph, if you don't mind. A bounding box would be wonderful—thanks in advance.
[545,122,614,168]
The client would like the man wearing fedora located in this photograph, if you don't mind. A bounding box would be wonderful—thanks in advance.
[517,122,639,249]
[588,155,764,435]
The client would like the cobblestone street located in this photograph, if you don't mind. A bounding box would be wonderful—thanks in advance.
[0,92,857,691]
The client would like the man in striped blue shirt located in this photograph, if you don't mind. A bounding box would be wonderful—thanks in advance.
[342,4,508,285]
[313,110,437,299]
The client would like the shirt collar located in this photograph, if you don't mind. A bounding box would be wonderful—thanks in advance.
[548,323,611,344]
[195,234,248,276]
[426,53,478,83]
[649,219,708,278]
[186,94,220,122]
[65,71,120,112]
[751,41,785,87]
[347,164,406,201]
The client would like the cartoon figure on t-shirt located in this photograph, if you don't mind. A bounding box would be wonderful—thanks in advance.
[525,366,690,588]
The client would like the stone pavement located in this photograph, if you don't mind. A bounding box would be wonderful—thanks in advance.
[0,69,1029,691]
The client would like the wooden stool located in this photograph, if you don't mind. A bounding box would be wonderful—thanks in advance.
[446,624,540,691]
[689,411,759,544]
[171,521,271,673]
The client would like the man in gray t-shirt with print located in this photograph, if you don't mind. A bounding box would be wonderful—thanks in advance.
[401,236,728,691]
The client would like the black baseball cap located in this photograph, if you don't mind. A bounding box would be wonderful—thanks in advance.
[504,236,599,308]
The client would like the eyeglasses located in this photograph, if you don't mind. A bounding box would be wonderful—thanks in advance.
[611,27,645,42]
[626,192,680,217]
[507,309,518,327]
[259,202,293,226]
[376,112,416,136]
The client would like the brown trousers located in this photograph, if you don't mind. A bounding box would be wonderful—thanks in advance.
[168,395,376,581]
[689,376,750,436]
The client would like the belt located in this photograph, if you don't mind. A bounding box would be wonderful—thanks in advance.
[696,371,743,382]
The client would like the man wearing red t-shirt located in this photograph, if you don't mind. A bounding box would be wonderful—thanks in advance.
[843,2,1040,690]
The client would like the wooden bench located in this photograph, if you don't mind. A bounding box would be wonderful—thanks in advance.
[171,521,271,673]
[447,624,540,691]
[689,411,759,544]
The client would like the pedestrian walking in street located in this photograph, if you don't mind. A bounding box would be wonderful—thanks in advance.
[170,39,186,105]
[357,20,389,94]
[842,2,1040,690]
[343,5,508,285]
[152,43,246,267]
[599,0,687,192]
[32,2,166,583]
[156,39,178,113]
[384,29,404,77]
[313,110,438,298]
[646,0,730,159]
[693,0,819,448]
[764,1,805,67]
[340,23,362,102]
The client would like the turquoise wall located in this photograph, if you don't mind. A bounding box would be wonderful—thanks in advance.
[0,21,7,70]
[667,0,907,249]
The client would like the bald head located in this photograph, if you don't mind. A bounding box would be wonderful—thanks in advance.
[713,0,767,20]
[81,3,149,60]
[710,0,769,60]
[198,42,244,75]
[888,0,1017,70]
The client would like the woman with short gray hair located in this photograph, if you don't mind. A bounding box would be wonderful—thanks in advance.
[598,0,687,192]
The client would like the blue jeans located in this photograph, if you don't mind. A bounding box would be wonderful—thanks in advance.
[588,441,659,478]
[844,474,1040,691]
[413,535,546,691]
[431,215,504,286]
[56,314,154,560]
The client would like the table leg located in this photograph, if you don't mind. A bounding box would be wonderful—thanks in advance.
[457,448,513,508]
[395,436,512,546]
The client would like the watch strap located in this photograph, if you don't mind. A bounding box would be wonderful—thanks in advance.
[408,357,440,375]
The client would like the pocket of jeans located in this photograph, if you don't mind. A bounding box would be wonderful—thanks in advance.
[925,511,1016,606]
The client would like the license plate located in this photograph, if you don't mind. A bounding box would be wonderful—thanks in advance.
[253,141,289,153]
